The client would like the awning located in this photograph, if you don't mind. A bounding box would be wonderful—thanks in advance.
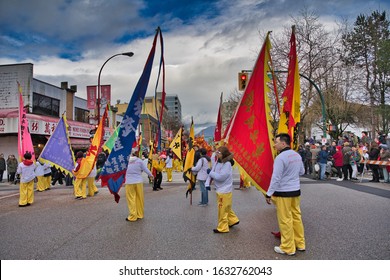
[69,138,91,149]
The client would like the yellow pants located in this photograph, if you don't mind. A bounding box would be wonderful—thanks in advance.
[166,168,173,182]
[86,177,97,197]
[44,176,52,190]
[19,180,34,206]
[36,176,46,192]
[274,196,305,254]
[125,183,144,221]
[216,192,239,232]
[74,178,87,198]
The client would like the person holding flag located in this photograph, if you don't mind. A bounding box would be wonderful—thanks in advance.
[124,147,154,222]
[265,133,305,256]
[73,151,87,199]
[16,152,36,207]
[207,146,239,233]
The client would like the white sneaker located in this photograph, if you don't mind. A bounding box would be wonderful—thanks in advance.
[336,178,343,181]
[274,246,295,256]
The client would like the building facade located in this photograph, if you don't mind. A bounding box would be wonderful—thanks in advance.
[0,63,113,163]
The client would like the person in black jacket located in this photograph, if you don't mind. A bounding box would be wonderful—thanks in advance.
[369,142,380,182]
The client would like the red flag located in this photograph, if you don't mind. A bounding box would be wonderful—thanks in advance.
[17,82,35,162]
[225,33,276,194]
[278,26,301,150]
[86,86,97,109]
[214,92,223,144]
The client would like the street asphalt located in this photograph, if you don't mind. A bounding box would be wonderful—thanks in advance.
[0,169,389,260]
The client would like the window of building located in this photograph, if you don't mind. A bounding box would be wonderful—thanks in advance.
[32,93,60,117]
[75,107,90,123]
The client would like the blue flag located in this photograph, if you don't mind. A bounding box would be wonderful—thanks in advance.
[100,28,161,202]
[39,115,75,176]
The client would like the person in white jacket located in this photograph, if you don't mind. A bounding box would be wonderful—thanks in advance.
[266,133,305,256]
[191,148,211,206]
[207,146,239,233]
[35,160,50,192]
[124,148,154,222]
[16,152,36,207]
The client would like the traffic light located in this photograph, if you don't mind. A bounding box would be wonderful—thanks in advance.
[238,72,248,91]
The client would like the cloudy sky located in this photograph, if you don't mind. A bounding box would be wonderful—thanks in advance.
[1,0,389,129]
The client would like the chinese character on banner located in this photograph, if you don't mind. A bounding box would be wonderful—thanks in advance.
[100,85,111,107]
[87,86,97,109]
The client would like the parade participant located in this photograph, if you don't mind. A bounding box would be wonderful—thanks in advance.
[43,162,52,190]
[191,148,211,206]
[73,151,87,199]
[207,146,239,233]
[266,133,305,256]
[124,148,154,222]
[165,150,173,182]
[87,164,98,197]
[35,160,50,192]
[152,154,165,191]
[16,152,36,207]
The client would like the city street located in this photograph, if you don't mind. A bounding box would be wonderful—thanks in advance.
[0,170,389,260]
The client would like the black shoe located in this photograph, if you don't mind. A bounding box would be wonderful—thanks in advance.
[75,196,82,199]
[19,204,27,207]
[213,229,227,233]
[229,221,240,228]
[26,203,31,206]
[153,189,159,191]
[158,187,163,190]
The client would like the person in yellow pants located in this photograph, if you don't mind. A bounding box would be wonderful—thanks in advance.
[73,151,87,199]
[266,133,306,256]
[35,160,49,192]
[207,146,239,233]
[165,151,173,182]
[87,165,98,197]
[16,152,36,207]
[42,163,52,190]
[124,148,154,221]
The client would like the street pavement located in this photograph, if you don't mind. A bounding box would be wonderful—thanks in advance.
[0,169,389,260]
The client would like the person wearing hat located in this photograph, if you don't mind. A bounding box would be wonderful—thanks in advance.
[73,151,87,199]
[207,146,239,233]
[124,147,154,221]
[152,153,165,191]
[16,152,36,207]
[266,133,305,256]
[379,144,390,183]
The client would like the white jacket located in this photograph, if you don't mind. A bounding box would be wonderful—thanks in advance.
[208,161,233,194]
[191,157,210,181]
[125,156,153,184]
[17,161,36,183]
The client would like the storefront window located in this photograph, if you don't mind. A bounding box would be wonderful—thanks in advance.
[75,107,89,123]
[32,93,60,117]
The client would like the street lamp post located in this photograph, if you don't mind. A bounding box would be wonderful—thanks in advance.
[97,52,134,124]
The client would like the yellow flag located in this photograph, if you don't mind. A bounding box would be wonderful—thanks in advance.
[169,127,182,160]
[183,118,196,197]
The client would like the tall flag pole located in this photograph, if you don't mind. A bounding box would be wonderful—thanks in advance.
[17,82,35,162]
[39,114,75,176]
[100,28,162,203]
[154,27,166,151]
[183,118,196,203]
[169,127,182,160]
[225,32,276,194]
[74,105,108,179]
[214,92,223,145]
[277,25,301,150]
